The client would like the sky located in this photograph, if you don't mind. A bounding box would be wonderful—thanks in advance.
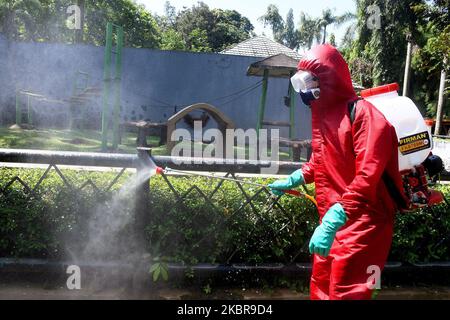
[136,0,357,48]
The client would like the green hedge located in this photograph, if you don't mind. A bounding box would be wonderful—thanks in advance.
[0,168,449,264]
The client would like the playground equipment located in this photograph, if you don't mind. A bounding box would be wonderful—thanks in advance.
[101,22,124,152]
[14,71,101,129]
[15,90,66,126]
[15,21,123,149]
[166,103,235,155]
[121,120,168,148]
[68,70,102,129]
[14,22,123,151]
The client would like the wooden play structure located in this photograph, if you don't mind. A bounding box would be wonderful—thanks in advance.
[166,103,235,154]
[14,71,102,130]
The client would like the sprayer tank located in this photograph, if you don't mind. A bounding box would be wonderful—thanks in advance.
[363,87,432,172]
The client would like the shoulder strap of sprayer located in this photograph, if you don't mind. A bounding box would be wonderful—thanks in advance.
[348,99,360,124]
[348,98,409,210]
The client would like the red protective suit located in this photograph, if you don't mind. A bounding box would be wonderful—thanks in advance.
[298,45,407,300]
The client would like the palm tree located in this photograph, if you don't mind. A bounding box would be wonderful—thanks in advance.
[317,9,356,44]
[297,12,322,49]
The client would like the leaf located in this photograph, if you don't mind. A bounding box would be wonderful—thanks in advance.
[160,264,169,281]
[149,263,159,273]
[152,265,161,282]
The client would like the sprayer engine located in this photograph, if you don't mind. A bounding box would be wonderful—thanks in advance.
[401,154,445,210]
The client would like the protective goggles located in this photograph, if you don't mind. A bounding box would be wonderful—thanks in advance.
[290,71,319,93]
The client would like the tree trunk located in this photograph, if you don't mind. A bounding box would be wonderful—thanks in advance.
[434,59,447,136]
[322,25,327,44]
[4,11,16,39]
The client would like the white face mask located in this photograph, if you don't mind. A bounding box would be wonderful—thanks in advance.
[290,71,320,93]
[291,71,321,105]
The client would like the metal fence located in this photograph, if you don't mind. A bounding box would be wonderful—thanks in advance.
[0,148,311,264]
[2,147,448,265]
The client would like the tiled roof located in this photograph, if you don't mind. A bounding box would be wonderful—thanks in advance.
[222,36,364,88]
[221,36,302,60]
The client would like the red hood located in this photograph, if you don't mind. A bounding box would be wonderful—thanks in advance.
[298,44,357,107]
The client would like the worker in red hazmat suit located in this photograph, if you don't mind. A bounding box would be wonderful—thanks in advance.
[269,44,408,300]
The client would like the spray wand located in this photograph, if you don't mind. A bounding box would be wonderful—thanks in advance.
[153,166,318,208]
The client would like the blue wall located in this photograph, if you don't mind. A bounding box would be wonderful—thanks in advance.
[0,35,312,140]
[0,34,14,112]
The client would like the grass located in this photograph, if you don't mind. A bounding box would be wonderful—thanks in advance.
[0,126,166,154]
[0,126,293,160]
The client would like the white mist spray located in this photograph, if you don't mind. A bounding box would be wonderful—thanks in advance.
[78,153,158,264]
[64,153,163,294]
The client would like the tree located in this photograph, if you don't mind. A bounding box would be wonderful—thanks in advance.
[0,0,255,53]
[258,5,355,49]
[258,4,284,43]
[101,0,160,48]
[345,0,448,120]
[297,12,322,50]
[284,8,298,49]
[411,0,449,118]
[0,0,161,48]
[316,8,355,45]
[174,2,253,52]
[164,1,176,27]
[0,0,44,40]
[188,28,211,52]
[259,5,327,50]
[160,28,186,51]
[348,56,374,87]
[175,1,214,47]
[340,23,357,51]
[412,0,449,77]
[347,0,423,87]
[210,8,254,51]
[329,33,336,46]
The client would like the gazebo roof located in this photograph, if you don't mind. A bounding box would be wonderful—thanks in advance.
[221,36,302,60]
[246,54,298,78]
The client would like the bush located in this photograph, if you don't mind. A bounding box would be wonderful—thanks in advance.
[147,175,317,264]
[0,168,449,264]
[390,184,450,263]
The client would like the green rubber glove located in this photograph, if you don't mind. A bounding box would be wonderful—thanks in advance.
[268,169,305,196]
[309,203,347,257]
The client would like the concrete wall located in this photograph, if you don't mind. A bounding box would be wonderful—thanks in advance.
[0,34,312,140]
[0,33,14,121]
[433,139,450,171]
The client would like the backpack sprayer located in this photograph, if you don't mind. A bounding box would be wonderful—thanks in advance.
[153,166,318,208]
[360,83,446,211]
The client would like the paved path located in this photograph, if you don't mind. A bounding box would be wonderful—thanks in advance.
[0,281,449,300]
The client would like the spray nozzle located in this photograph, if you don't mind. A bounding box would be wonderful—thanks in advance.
[155,166,165,175]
